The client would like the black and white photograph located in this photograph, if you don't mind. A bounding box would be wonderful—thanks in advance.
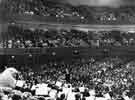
[0,0,135,100]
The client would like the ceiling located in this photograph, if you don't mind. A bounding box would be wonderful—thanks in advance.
[48,0,135,7]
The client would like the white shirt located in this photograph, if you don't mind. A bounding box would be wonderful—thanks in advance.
[104,93,111,100]
[49,89,57,99]
[67,91,76,100]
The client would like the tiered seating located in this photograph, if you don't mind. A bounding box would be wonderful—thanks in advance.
[1,26,135,48]
[5,0,135,24]
[0,57,135,100]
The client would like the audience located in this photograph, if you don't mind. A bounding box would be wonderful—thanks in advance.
[0,57,135,100]
[1,26,135,48]
[5,0,135,24]
[1,1,135,100]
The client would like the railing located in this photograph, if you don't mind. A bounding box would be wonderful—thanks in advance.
[0,47,135,57]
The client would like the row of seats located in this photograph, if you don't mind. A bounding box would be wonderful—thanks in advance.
[1,26,135,48]
[5,0,135,24]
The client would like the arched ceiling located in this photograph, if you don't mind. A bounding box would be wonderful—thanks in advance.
[47,0,135,7]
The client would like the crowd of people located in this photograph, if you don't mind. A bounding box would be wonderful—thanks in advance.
[2,26,135,48]
[7,0,85,23]
[4,0,135,24]
[0,57,135,100]
[1,0,135,100]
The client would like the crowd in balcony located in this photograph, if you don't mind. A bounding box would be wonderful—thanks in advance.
[1,26,135,48]
[0,57,135,100]
[5,0,135,24]
[7,0,85,23]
